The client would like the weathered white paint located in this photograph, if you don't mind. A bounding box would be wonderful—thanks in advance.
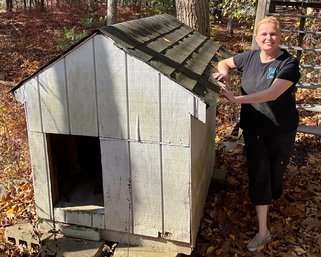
[24,78,42,132]
[14,32,217,249]
[38,58,69,134]
[65,209,92,227]
[190,104,216,247]
[66,38,98,136]
[160,75,193,145]
[193,97,207,124]
[54,205,105,229]
[100,139,132,233]
[27,131,51,219]
[130,142,162,237]
[95,35,129,139]
[127,55,160,142]
[162,144,191,243]
[92,208,106,229]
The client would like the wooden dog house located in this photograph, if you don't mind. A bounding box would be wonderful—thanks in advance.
[12,14,228,254]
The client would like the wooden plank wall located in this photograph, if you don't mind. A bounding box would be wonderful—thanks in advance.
[15,34,215,243]
[190,104,216,247]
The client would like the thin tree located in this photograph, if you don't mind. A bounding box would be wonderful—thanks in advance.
[6,0,13,11]
[176,0,210,37]
[107,0,118,25]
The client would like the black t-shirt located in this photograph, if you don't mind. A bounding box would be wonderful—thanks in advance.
[233,49,300,135]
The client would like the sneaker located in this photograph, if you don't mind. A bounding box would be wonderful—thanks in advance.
[247,230,271,252]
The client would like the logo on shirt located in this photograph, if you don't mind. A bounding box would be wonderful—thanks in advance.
[267,68,277,79]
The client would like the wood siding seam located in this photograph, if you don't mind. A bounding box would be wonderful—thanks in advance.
[64,57,71,134]
[158,73,165,236]
[193,97,198,120]
[188,118,193,245]
[43,133,54,219]
[99,136,191,148]
[36,76,44,133]
[127,141,134,234]
[125,53,130,140]
[92,37,100,136]
[22,85,32,133]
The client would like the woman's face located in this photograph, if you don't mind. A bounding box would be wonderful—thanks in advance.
[255,22,281,52]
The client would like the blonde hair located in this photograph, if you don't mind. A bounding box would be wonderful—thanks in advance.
[255,17,281,35]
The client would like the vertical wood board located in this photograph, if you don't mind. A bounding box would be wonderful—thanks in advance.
[24,78,42,132]
[252,0,270,49]
[190,105,216,247]
[193,97,207,124]
[38,59,69,134]
[95,35,129,139]
[66,38,98,136]
[127,55,160,142]
[28,131,52,219]
[130,142,162,237]
[162,144,191,243]
[160,75,194,145]
[100,139,132,233]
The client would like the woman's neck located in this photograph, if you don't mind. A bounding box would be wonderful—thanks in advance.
[260,48,283,63]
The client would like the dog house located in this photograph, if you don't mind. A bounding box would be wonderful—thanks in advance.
[12,14,228,254]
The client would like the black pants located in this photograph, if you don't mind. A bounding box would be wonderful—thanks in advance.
[243,130,296,205]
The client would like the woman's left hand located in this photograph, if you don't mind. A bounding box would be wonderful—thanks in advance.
[218,81,237,103]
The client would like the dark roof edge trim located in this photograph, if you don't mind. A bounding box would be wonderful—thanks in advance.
[10,30,102,92]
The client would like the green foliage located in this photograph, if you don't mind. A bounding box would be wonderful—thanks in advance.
[81,16,107,28]
[53,27,88,51]
[141,0,176,15]
[211,0,256,29]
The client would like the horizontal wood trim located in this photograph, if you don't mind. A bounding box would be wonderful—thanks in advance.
[281,29,321,36]
[297,125,321,135]
[271,0,321,8]
[280,45,321,53]
[296,83,321,89]
[267,12,321,19]
[296,103,321,113]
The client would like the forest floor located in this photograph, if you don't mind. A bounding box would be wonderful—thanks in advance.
[0,5,321,257]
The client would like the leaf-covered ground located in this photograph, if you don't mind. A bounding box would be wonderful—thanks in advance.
[0,6,321,257]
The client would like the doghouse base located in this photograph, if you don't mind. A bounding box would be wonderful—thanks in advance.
[40,220,192,255]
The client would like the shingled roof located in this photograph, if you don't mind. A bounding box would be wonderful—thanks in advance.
[101,14,232,104]
[13,14,232,105]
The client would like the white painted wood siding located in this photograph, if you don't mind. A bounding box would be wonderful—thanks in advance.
[100,139,132,233]
[95,36,129,139]
[66,38,98,136]
[100,138,192,241]
[190,104,216,247]
[27,131,52,219]
[162,144,191,242]
[38,59,69,134]
[24,78,42,132]
[15,33,217,244]
[130,141,162,237]
[127,55,160,142]
[160,75,193,145]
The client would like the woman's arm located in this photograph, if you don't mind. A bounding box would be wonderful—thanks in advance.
[219,78,293,104]
[212,57,236,82]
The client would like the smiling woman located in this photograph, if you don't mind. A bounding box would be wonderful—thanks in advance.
[212,16,301,253]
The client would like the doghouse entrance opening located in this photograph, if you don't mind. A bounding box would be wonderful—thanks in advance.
[47,134,104,207]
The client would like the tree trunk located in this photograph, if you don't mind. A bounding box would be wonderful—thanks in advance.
[6,0,13,11]
[107,0,117,25]
[176,0,210,37]
[226,18,233,36]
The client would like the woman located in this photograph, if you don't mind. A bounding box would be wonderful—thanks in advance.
[213,17,300,252]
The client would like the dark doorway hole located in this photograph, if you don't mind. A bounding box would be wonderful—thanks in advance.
[47,134,104,207]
